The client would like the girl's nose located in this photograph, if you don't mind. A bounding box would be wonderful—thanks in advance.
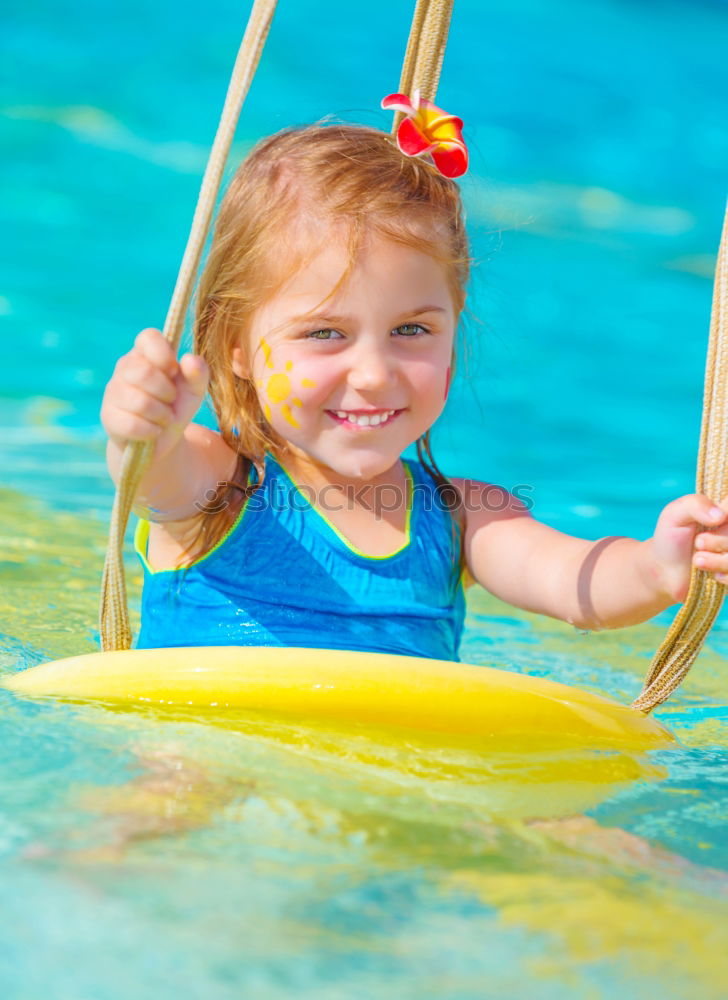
[346,342,396,392]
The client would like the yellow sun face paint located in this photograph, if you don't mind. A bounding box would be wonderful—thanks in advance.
[257,339,317,430]
[267,367,292,403]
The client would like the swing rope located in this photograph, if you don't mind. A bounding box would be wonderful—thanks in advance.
[394,0,453,123]
[100,0,279,651]
[633,204,728,713]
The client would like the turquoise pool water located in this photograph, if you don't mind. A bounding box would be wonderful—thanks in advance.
[1,0,728,996]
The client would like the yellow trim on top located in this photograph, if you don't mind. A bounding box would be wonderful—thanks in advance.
[133,518,154,573]
[275,457,414,561]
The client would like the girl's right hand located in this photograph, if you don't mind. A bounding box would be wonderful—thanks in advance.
[101,328,209,462]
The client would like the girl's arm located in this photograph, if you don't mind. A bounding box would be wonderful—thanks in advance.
[105,423,238,522]
[101,328,237,521]
[451,477,728,631]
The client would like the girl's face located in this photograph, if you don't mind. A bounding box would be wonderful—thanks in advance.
[232,230,457,481]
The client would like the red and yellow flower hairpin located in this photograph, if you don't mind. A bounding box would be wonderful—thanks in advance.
[381,91,468,178]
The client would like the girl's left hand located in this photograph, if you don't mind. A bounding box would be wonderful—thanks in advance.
[648,493,728,602]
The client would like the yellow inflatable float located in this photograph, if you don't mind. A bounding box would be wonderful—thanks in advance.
[3,646,673,751]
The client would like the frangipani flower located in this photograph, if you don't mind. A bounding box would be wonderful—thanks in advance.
[381,91,468,178]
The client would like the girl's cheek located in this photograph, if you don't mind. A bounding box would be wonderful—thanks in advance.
[409,356,450,399]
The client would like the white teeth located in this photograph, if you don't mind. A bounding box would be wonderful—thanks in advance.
[333,409,397,427]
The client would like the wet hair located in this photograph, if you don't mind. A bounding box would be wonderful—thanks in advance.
[190,123,470,574]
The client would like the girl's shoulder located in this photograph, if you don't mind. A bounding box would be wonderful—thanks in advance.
[407,468,531,527]
[448,475,532,528]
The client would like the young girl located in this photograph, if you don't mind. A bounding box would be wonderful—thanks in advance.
[101,121,728,657]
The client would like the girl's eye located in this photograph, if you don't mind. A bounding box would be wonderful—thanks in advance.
[393,323,428,337]
[306,329,343,341]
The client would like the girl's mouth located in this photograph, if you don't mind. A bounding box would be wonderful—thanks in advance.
[325,409,403,429]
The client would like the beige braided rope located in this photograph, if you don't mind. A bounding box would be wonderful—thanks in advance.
[632,203,728,713]
[393,0,454,131]
[100,0,278,651]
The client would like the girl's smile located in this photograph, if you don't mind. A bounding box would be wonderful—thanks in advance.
[232,231,457,481]
[326,408,403,428]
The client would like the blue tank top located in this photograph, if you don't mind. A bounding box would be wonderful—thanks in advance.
[134,453,465,660]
